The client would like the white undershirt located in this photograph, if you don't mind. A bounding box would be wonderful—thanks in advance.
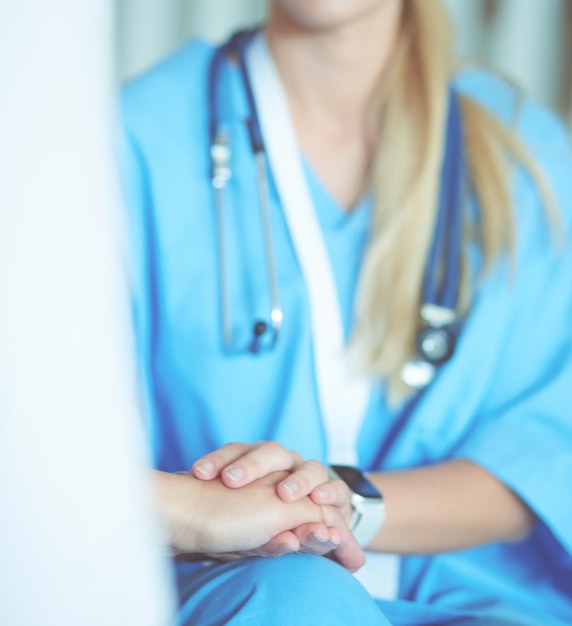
[246,32,399,600]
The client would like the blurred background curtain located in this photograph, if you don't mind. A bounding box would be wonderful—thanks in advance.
[116,0,572,124]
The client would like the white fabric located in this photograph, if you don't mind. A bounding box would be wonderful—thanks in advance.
[246,33,370,466]
[246,33,400,600]
[354,551,400,601]
[0,2,173,624]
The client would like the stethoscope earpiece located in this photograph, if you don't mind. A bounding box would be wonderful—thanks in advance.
[401,359,437,390]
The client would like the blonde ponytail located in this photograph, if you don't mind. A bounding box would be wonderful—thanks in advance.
[351,0,553,402]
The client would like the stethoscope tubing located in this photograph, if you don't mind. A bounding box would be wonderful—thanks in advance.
[423,91,465,311]
[207,29,467,379]
[209,31,282,353]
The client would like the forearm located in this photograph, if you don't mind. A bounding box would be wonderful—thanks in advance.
[368,460,536,554]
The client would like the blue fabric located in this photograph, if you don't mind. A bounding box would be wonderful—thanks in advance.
[175,555,391,626]
[121,39,572,625]
[174,556,543,626]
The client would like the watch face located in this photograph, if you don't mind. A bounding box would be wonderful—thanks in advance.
[330,465,381,499]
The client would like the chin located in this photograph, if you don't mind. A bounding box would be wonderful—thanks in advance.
[273,0,393,30]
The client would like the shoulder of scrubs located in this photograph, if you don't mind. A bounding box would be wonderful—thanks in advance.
[454,67,572,564]
[120,35,215,270]
[122,38,213,133]
[454,67,572,225]
[119,39,215,438]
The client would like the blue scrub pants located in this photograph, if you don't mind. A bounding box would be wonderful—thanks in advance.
[174,555,538,625]
[176,555,389,625]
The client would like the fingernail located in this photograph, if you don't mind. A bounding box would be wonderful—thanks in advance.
[193,460,214,475]
[224,466,245,482]
[316,488,328,501]
[308,533,328,545]
[281,480,299,496]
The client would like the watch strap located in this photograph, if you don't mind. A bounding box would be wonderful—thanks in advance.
[349,494,386,548]
[329,465,385,548]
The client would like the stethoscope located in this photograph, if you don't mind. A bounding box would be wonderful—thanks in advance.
[209,30,282,355]
[208,30,466,389]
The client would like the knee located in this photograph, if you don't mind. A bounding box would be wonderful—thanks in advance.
[177,555,390,625]
[251,553,371,604]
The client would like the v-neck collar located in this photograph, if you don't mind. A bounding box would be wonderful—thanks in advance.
[301,158,374,232]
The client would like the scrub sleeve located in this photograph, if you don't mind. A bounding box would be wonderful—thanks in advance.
[452,89,572,579]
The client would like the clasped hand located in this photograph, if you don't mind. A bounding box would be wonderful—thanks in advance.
[186,441,364,572]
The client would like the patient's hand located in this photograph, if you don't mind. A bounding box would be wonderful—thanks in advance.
[155,469,364,572]
[187,442,361,571]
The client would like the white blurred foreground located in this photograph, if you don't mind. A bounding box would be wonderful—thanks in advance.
[0,2,172,624]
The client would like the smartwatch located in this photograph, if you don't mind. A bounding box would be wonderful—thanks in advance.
[329,465,385,548]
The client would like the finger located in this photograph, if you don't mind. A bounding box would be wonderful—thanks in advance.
[321,506,365,573]
[192,442,253,480]
[310,479,353,519]
[223,532,301,558]
[291,522,342,556]
[276,459,329,502]
[201,530,301,560]
[257,530,301,555]
[201,551,244,562]
[220,441,303,488]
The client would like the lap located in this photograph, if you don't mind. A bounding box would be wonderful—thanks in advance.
[174,555,546,626]
[175,554,390,626]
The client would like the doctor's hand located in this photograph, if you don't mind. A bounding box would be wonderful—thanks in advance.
[191,441,351,515]
[189,442,360,568]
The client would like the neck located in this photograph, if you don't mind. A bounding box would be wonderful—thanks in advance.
[266,2,403,129]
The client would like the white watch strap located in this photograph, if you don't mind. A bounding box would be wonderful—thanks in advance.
[350,499,386,548]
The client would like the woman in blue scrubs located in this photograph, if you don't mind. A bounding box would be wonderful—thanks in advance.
[122,0,572,624]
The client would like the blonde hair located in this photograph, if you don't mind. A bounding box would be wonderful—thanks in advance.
[352,0,554,401]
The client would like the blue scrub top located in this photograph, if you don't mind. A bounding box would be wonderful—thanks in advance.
[121,39,572,625]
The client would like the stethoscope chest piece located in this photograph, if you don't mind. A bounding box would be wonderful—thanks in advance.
[416,326,454,365]
[401,359,437,390]
[402,327,456,390]
[403,304,459,390]
[416,303,457,365]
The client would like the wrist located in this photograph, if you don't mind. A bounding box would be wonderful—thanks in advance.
[152,470,201,553]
